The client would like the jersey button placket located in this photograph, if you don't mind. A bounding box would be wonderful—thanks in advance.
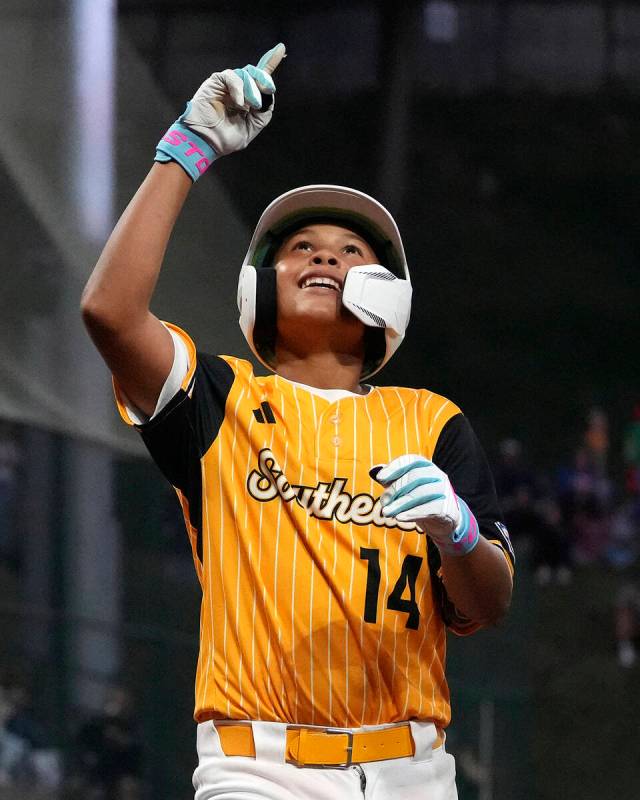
[315,405,341,458]
[331,405,341,449]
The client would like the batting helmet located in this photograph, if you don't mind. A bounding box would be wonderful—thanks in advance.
[237,184,412,380]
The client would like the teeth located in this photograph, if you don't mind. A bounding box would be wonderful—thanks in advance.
[302,277,341,291]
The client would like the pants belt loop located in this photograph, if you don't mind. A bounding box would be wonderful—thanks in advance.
[409,720,437,763]
[251,720,288,763]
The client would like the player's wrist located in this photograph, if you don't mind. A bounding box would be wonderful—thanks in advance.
[434,497,480,557]
[155,105,217,182]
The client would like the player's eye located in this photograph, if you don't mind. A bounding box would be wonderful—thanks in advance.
[293,240,313,251]
[344,244,364,256]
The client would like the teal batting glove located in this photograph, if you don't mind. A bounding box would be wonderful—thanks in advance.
[155,43,286,181]
[372,455,480,557]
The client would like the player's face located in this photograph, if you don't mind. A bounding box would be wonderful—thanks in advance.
[273,223,379,330]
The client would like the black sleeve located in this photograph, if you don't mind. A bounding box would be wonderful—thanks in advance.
[433,413,513,560]
[428,413,515,631]
[135,353,235,560]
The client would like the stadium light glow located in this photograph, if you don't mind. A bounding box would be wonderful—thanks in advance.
[72,0,115,241]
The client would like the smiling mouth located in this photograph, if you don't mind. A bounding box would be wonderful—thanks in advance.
[300,277,342,292]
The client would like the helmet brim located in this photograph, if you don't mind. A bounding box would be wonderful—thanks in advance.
[244,185,409,281]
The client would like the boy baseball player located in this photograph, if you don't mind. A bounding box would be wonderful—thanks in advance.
[82,44,514,799]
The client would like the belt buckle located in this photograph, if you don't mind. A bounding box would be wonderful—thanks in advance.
[324,727,354,769]
[288,726,354,769]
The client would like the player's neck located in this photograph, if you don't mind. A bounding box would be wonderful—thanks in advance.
[275,349,366,394]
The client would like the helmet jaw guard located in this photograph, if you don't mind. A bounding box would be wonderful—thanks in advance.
[237,263,256,344]
[238,263,278,373]
[342,265,412,335]
[237,185,412,379]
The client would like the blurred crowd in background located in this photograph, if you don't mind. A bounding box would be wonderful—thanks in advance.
[1,401,640,797]
[498,404,640,577]
[494,403,640,669]
[0,672,143,800]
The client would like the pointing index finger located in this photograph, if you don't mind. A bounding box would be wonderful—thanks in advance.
[257,42,286,75]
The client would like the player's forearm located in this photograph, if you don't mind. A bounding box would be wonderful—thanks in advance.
[439,535,513,625]
[81,161,191,331]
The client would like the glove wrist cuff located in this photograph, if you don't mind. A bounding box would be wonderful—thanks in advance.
[155,119,216,182]
[437,497,480,557]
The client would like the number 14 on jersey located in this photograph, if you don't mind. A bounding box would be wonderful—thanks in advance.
[360,547,423,630]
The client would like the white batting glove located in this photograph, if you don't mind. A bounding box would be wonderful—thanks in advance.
[372,455,480,556]
[155,43,286,181]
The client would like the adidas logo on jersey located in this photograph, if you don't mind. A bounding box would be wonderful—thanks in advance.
[247,447,418,532]
[253,401,276,424]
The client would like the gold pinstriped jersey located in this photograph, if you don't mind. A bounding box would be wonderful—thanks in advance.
[115,324,514,729]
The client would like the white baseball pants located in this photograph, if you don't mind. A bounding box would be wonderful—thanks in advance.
[193,720,458,799]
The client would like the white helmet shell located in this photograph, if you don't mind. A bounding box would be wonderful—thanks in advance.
[237,184,412,379]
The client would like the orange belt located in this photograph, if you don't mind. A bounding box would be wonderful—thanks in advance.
[214,722,444,767]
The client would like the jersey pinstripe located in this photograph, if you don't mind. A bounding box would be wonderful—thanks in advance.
[114,325,514,729]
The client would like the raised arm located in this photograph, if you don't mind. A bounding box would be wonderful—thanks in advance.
[81,44,286,417]
[81,163,191,416]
